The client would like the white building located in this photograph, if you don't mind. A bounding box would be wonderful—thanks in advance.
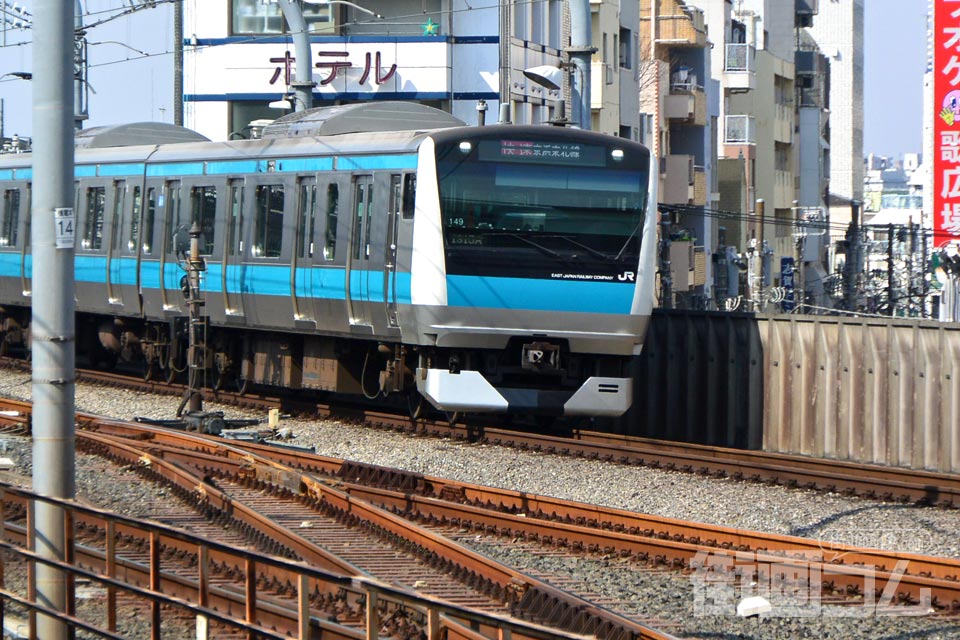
[806,0,865,230]
[180,1,639,142]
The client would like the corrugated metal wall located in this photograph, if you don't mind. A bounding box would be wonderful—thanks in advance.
[631,310,764,449]
[762,317,960,473]
[629,311,960,473]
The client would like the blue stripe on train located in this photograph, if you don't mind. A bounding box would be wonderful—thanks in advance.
[2,256,631,314]
[445,275,634,314]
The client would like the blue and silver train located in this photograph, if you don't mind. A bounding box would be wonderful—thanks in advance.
[0,102,657,418]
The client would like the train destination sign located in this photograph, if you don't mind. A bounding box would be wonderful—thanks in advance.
[479,140,606,167]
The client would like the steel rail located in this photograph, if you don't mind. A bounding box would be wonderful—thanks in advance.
[79,426,675,640]
[80,418,960,612]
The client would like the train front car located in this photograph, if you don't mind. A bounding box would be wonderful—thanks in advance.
[407,125,656,417]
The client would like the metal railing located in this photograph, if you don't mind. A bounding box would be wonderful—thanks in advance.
[724,114,756,144]
[724,43,755,72]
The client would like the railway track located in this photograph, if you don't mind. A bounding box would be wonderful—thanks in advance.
[80,417,960,614]
[0,397,675,640]
[38,358,960,509]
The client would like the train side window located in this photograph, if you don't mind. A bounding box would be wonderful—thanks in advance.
[2,189,20,247]
[83,186,105,250]
[164,184,182,255]
[402,173,416,219]
[129,186,141,252]
[111,181,125,253]
[143,187,156,255]
[23,185,30,248]
[323,183,339,260]
[254,184,284,258]
[297,181,316,259]
[389,175,402,215]
[228,184,244,256]
[190,186,217,255]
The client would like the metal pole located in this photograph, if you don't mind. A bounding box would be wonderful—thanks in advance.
[32,2,76,638]
[74,0,87,130]
[887,223,895,316]
[174,0,183,125]
[277,0,315,111]
[568,0,594,130]
[186,222,204,414]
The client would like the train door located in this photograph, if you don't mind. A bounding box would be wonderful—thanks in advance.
[106,180,126,307]
[291,176,317,325]
[159,180,183,312]
[384,175,403,329]
[0,186,25,305]
[222,179,245,319]
[137,184,162,317]
[346,175,375,330]
[18,184,31,300]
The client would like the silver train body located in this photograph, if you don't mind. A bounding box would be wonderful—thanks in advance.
[0,104,657,417]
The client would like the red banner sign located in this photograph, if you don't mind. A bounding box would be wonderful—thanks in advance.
[935,0,960,246]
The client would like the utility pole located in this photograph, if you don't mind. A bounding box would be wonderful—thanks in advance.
[842,201,861,312]
[659,208,673,308]
[32,2,77,638]
[277,0,315,112]
[74,0,87,130]
[568,0,595,130]
[887,222,895,316]
[174,0,183,125]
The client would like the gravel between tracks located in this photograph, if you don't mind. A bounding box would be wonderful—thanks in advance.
[2,370,959,639]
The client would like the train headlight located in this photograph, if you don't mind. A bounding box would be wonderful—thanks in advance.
[611,149,624,162]
[458,142,472,154]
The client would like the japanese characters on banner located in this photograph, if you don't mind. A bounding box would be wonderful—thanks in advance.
[935,0,960,246]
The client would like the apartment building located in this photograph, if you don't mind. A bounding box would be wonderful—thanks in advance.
[640,0,718,307]
[806,0,865,231]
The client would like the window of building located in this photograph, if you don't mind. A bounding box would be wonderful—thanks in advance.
[619,28,632,69]
[83,186,105,251]
[2,189,19,248]
[231,0,333,35]
[254,185,284,258]
[190,186,217,255]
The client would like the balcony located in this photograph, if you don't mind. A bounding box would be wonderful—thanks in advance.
[774,169,796,209]
[723,43,756,91]
[665,86,706,125]
[724,115,756,145]
[774,103,794,143]
[796,0,819,27]
[664,154,694,204]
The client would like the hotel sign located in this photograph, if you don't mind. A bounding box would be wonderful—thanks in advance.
[935,0,960,246]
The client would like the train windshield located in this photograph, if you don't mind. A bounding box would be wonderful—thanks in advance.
[435,135,648,278]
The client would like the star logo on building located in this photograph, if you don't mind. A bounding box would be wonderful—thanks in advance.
[422,18,439,36]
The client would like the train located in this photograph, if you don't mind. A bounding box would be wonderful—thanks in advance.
[0,102,657,419]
